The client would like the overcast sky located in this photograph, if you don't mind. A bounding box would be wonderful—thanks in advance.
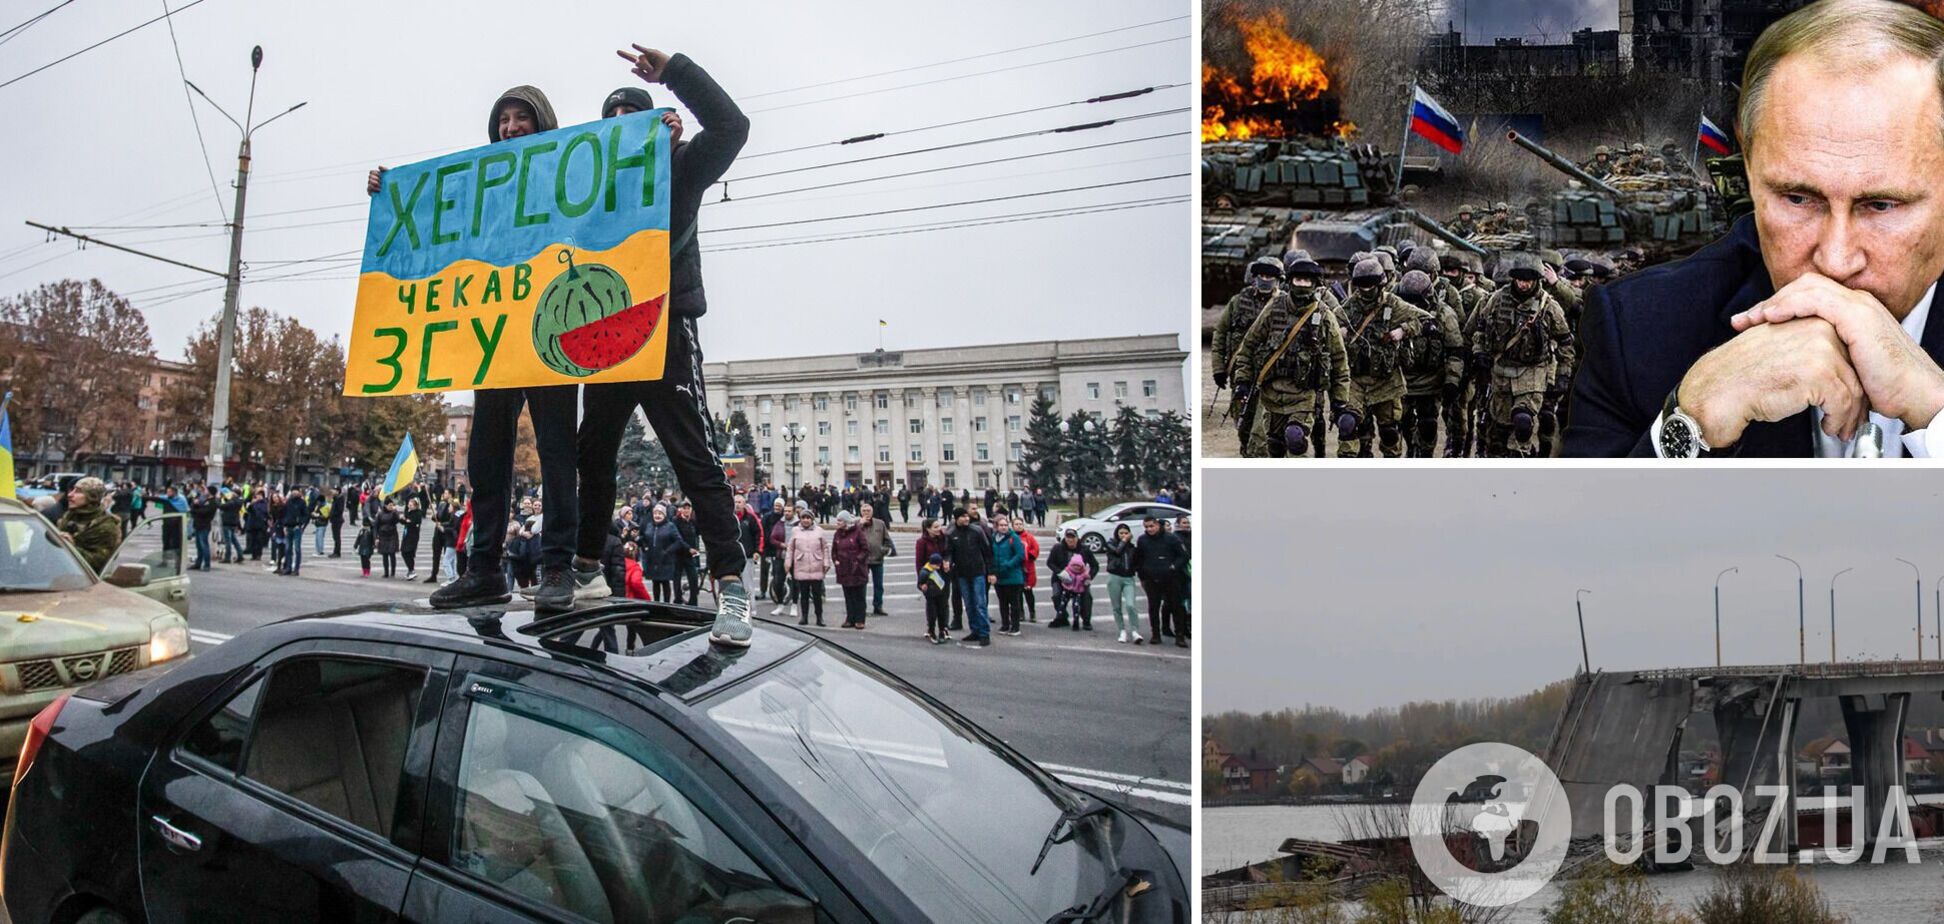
[1441,0,1616,42]
[1206,468,1944,715]
[0,0,1191,379]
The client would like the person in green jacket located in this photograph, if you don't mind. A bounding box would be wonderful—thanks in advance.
[56,477,122,575]
[991,513,1027,637]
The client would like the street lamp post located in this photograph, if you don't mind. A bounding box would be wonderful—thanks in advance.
[782,422,804,495]
[1934,573,1943,661]
[189,46,306,486]
[1897,558,1922,661]
[1575,589,1592,673]
[1057,416,1098,518]
[1777,555,1803,665]
[1831,567,1855,664]
[1715,566,1738,668]
[285,436,311,485]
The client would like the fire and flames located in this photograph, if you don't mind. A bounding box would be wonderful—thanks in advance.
[1202,10,1351,142]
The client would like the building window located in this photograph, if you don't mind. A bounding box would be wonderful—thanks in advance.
[875,419,889,436]
[1145,409,1162,420]
[909,418,923,434]
[847,446,860,463]
[973,389,987,406]
[1114,381,1128,399]
[760,398,773,415]
[974,416,988,433]
[814,395,829,411]
[846,419,858,437]
[944,471,957,488]
[731,398,745,412]
[874,393,889,410]
[759,422,772,438]
[1039,385,1057,403]
[1007,415,1021,432]
[785,396,798,411]
[903,393,918,408]
[977,471,990,489]
[816,446,830,465]
[1086,382,1100,400]
[1006,388,1021,404]
[761,447,773,464]
[1009,442,1023,462]
[975,443,989,462]
[878,447,891,463]
[845,395,858,412]
[940,417,954,435]
[909,446,923,463]
[1143,379,1157,398]
[936,389,953,408]
[817,421,831,437]
[942,445,956,462]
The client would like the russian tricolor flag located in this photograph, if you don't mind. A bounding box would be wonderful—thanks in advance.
[1409,87,1465,155]
[1698,114,1733,156]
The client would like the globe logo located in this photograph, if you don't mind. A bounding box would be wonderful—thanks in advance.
[1409,743,1572,907]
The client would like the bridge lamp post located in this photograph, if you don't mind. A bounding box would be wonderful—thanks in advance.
[1575,589,1592,674]
[1831,567,1855,664]
[1777,555,1804,665]
[1934,573,1943,662]
[1715,567,1738,668]
[1896,558,1922,661]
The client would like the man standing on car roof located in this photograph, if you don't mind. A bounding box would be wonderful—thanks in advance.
[573,45,754,647]
[366,85,580,614]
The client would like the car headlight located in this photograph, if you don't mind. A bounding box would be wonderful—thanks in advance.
[148,622,190,664]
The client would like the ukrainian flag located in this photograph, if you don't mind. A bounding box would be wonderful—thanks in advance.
[0,394,14,500]
[381,433,419,498]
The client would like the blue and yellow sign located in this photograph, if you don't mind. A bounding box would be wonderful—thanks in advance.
[345,109,673,395]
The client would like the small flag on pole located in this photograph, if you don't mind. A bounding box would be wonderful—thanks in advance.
[1698,114,1733,156]
[1408,87,1465,155]
[0,393,14,501]
[381,434,419,497]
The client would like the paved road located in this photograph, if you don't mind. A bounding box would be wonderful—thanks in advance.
[175,544,1191,825]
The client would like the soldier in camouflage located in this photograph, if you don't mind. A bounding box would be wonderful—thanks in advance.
[1230,256,1352,458]
[1585,145,1614,179]
[1336,257,1430,458]
[1283,249,1339,457]
[1212,255,1286,449]
[1448,204,1479,239]
[1535,250,1581,457]
[1438,252,1484,455]
[1463,253,1575,458]
[1395,268,1465,458]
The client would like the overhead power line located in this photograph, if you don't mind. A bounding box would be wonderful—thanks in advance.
[0,0,209,91]
[708,195,1187,253]
[741,82,1186,160]
[701,173,1188,235]
[158,0,227,224]
[0,0,79,48]
[740,14,1188,100]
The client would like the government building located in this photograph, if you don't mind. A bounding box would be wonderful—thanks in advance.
[703,334,1187,493]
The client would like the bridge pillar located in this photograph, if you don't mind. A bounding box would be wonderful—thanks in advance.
[1839,693,1909,854]
[1714,686,1797,852]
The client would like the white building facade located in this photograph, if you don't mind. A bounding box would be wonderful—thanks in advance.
[703,334,1187,492]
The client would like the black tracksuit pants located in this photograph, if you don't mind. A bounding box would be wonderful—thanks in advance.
[468,385,579,571]
[577,317,745,580]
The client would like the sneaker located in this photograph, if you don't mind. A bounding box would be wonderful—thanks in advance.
[430,568,512,609]
[709,581,753,648]
[1133,634,1145,645]
[1118,630,1129,643]
[533,565,574,615]
[405,570,417,580]
[960,637,990,649]
[572,565,610,601]
[872,608,889,616]
[772,604,790,617]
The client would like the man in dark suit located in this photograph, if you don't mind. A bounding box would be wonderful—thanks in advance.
[1565,0,1944,458]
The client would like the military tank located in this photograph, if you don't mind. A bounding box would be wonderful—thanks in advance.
[1506,130,1721,259]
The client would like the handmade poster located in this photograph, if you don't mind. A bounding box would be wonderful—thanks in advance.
[344,109,673,395]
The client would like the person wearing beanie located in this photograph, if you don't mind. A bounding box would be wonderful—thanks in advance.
[1335,257,1430,457]
[573,44,756,649]
[1396,268,1467,458]
[56,477,121,575]
[365,84,581,615]
[1464,252,1574,458]
[919,552,950,644]
[1230,253,1350,458]
[831,510,870,628]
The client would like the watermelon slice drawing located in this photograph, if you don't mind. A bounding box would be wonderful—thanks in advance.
[532,249,665,378]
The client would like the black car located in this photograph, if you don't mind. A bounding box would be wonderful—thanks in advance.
[1,601,1188,923]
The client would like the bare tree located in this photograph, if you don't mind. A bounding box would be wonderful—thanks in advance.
[0,279,155,465]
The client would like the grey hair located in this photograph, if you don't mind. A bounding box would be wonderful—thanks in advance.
[1740,0,1944,153]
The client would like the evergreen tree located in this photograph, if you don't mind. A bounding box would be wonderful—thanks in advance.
[1143,410,1191,494]
[1063,411,1114,517]
[1018,393,1065,497]
[726,409,762,481]
[1109,405,1146,495]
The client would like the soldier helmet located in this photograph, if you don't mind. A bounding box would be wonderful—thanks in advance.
[1405,248,1440,275]
[1647,157,1666,172]
[1503,252,1543,281]
[1458,203,1475,215]
[1661,139,1680,152]
[1373,250,1397,274]
[1397,270,1435,302]
[1493,201,1511,212]
[1374,244,1398,260]
[1248,255,1284,278]
[1594,144,1611,157]
[1350,250,1372,266]
[1397,239,1417,260]
[1285,256,1325,279]
[1630,142,1647,154]
[1350,258,1386,284]
[1564,257,1595,278]
[1281,248,1313,270]
[1438,252,1467,272]
[1539,249,1564,269]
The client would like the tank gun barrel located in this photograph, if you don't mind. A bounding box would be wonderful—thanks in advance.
[1506,130,1624,199]
[1398,209,1487,257]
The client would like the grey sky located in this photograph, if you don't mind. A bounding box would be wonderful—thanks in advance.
[0,0,1191,379]
[1439,0,1616,42]
[1205,468,1944,715]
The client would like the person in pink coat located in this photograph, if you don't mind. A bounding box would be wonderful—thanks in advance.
[785,509,831,626]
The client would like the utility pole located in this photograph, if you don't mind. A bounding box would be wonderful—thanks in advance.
[1575,589,1592,673]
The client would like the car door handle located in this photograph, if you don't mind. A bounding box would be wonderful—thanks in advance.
[151,815,202,852]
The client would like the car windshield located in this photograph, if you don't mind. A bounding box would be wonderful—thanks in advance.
[704,646,1116,922]
[0,514,92,592]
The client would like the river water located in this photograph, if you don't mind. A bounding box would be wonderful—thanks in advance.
[1204,803,1944,922]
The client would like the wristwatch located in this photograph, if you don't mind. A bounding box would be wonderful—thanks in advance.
[1657,387,1711,459]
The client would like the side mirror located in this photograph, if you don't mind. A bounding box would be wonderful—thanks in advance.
[106,563,151,588]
